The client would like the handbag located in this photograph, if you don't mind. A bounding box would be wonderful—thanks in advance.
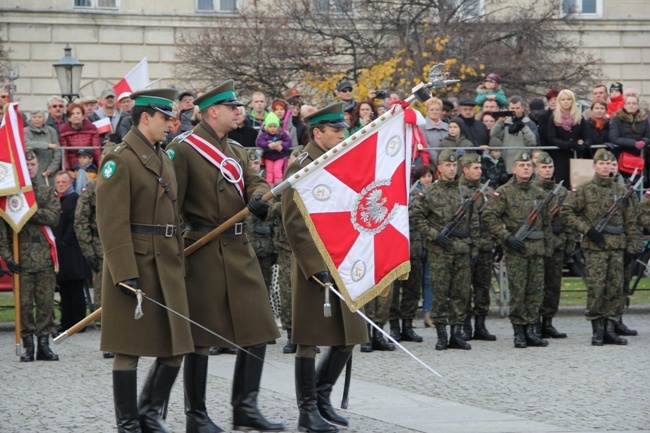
[618,151,645,175]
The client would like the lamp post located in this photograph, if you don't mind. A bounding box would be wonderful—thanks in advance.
[1,64,20,100]
[52,44,84,103]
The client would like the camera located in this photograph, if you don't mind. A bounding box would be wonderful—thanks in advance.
[375,90,387,99]
[492,110,515,118]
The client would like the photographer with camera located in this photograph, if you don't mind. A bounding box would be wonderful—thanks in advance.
[490,95,537,172]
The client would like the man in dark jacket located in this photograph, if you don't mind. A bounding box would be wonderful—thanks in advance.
[458,99,489,150]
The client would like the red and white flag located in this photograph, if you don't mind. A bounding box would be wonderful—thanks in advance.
[92,117,112,135]
[0,103,37,232]
[113,57,150,96]
[286,105,419,311]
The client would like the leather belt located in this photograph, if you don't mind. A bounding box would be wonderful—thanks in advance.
[525,230,545,240]
[603,225,624,235]
[131,223,177,238]
[184,221,245,236]
[450,229,470,239]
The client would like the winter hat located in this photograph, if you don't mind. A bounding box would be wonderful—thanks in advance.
[448,116,466,133]
[610,82,623,93]
[265,112,280,128]
[529,98,546,116]
[485,73,502,84]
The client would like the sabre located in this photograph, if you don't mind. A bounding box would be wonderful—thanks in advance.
[54,283,264,362]
[312,277,442,378]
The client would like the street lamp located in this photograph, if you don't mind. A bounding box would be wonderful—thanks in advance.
[52,44,84,103]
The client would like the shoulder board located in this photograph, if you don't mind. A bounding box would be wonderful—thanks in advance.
[227,138,243,148]
[176,130,193,142]
[111,144,124,153]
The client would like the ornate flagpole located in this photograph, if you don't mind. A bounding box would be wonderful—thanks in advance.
[13,231,21,356]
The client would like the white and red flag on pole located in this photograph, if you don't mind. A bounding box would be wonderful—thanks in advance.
[92,117,112,135]
[0,103,37,232]
[284,105,422,311]
[113,57,150,96]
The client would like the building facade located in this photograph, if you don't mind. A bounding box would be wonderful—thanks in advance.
[1,0,648,110]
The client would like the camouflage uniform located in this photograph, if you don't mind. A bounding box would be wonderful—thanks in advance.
[482,151,553,347]
[0,184,60,339]
[458,159,497,341]
[533,152,573,338]
[389,185,425,342]
[73,179,103,313]
[410,150,479,350]
[560,149,637,345]
[248,213,276,296]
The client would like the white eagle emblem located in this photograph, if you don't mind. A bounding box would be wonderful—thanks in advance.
[360,189,388,226]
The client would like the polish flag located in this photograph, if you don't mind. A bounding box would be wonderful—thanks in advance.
[92,117,112,135]
[113,58,150,96]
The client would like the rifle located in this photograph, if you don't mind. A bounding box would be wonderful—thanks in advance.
[514,181,563,241]
[593,177,642,235]
[439,180,490,239]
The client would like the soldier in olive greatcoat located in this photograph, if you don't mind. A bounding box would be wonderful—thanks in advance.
[96,89,194,433]
[166,80,283,433]
[282,103,367,433]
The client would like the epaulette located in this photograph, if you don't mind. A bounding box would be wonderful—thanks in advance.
[228,138,244,148]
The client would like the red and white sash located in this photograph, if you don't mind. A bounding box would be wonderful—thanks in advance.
[39,225,59,273]
[183,133,246,202]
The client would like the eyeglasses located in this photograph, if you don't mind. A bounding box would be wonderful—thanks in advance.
[340,88,353,93]
[51,105,64,108]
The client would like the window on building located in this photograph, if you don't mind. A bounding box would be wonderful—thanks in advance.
[561,0,602,17]
[313,0,353,15]
[441,0,483,19]
[197,0,238,12]
[74,0,118,9]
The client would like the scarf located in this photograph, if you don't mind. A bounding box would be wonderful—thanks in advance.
[558,112,574,131]
[591,117,606,131]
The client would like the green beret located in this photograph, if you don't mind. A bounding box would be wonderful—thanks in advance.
[513,150,531,163]
[536,151,553,165]
[438,149,457,164]
[459,153,481,166]
[593,148,612,161]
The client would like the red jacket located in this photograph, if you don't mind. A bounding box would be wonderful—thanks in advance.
[412,126,430,166]
[59,119,102,169]
[607,94,624,117]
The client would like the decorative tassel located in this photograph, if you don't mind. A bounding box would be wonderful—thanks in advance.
[134,290,144,320]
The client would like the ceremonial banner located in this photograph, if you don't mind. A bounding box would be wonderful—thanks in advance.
[0,103,37,232]
[285,106,417,311]
[113,58,150,96]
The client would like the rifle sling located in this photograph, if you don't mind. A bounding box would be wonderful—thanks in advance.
[602,225,624,235]
[525,230,545,240]
[450,229,470,238]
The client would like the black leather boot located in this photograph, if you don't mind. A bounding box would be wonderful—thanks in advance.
[372,324,395,351]
[541,317,567,339]
[360,324,373,353]
[36,335,59,361]
[513,324,527,349]
[463,315,473,341]
[295,357,338,433]
[231,345,285,432]
[524,324,549,347]
[184,353,224,433]
[316,348,351,427]
[400,319,423,342]
[20,335,34,362]
[604,320,628,345]
[448,324,471,350]
[614,318,638,336]
[389,319,401,342]
[434,324,448,351]
[139,361,180,433]
[473,316,496,341]
[591,318,604,346]
[283,329,297,354]
[113,370,142,433]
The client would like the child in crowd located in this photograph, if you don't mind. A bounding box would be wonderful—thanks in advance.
[256,112,292,185]
[607,82,624,116]
[440,117,473,158]
[475,73,507,109]
[271,99,298,147]
[70,148,98,193]
[481,141,509,187]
